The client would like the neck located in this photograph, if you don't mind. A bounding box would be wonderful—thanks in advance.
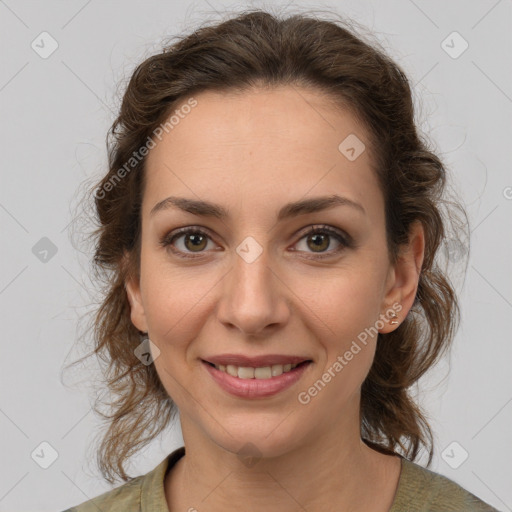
[165,414,401,512]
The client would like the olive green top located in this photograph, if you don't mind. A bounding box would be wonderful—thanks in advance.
[61,446,500,511]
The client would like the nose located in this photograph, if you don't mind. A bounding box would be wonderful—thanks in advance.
[216,244,290,337]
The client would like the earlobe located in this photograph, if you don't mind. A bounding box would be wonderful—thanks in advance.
[379,221,425,333]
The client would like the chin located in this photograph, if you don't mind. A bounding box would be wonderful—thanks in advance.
[206,417,308,461]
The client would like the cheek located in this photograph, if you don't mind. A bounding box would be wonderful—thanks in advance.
[292,267,382,392]
[294,266,384,341]
[139,248,212,338]
[298,287,379,416]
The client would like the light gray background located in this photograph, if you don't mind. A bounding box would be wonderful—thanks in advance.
[1,0,511,511]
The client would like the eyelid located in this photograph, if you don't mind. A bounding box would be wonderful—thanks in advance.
[160,224,353,259]
[159,226,217,258]
[290,225,352,259]
[294,224,351,245]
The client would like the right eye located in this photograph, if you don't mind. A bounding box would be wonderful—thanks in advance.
[160,227,218,259]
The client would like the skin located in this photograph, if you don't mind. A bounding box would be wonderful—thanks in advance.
[125,85,425,512]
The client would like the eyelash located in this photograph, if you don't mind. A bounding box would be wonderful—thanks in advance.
[159,224,353,260]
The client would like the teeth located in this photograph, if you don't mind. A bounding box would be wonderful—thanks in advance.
[214,362,301,379]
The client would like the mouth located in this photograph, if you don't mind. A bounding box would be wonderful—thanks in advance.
[201,356,313,399]
[202,359,312,379]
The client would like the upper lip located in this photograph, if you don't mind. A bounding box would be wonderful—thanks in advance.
[203,354,312,367]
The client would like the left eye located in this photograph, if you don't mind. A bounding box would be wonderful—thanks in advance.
[160,225,350,259]
[294,227,348,256]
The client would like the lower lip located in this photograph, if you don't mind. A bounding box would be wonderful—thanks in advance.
[202,360,312,399]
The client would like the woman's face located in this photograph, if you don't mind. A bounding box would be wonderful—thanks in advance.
[126,85,421,458]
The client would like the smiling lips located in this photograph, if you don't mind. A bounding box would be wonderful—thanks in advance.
[203,354,311,379]
[202,354,313,398]
[204,354,311,366]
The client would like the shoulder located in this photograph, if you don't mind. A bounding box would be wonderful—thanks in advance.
[60,447,185,512]
[390,456,501,512]
[60,470,150,512]
[59,473,145,511]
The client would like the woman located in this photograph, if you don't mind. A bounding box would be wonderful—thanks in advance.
[62,8,499,512]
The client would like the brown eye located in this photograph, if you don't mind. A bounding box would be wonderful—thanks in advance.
[161,224,353,260]
[307,232,330,252]
[182,232,208,252]
[160,228,215,258]
[293,225,351,259]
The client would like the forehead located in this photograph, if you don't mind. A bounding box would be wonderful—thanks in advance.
[143,85,383,224]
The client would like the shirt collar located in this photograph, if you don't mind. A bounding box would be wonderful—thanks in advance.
[141,446,185,511]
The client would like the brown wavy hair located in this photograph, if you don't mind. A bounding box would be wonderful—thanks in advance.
[64,7,469,484]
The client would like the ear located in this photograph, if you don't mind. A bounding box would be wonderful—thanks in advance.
[379,220,425,333]
[123,252,149,333]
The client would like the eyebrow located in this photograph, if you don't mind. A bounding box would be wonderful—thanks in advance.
[149,194,366,220]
